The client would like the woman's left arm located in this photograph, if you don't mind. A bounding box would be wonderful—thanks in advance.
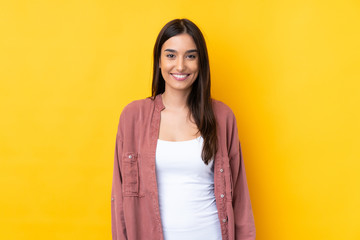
[228,113,256,240]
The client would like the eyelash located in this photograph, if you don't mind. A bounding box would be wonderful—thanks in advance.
[166,54,196,59]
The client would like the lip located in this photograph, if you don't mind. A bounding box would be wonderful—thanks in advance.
[170,73,190,81]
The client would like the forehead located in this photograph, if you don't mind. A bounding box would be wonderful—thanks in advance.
[161,33,197,52]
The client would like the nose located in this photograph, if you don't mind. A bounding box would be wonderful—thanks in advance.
[176,57,185,72]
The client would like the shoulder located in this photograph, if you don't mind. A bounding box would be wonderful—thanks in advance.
[120,97,154,117]
[122,98,153,114]
[211,98,236,120]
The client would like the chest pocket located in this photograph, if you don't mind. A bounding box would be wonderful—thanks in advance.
[122,152,141,197]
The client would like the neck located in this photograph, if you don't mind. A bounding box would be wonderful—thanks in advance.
[161,88,191,111]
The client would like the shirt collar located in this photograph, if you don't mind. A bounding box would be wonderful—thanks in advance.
[154,93,165,112]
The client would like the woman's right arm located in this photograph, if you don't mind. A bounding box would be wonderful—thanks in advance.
[111,115,127,239]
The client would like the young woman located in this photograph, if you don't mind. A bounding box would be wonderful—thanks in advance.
[111,18,256,240]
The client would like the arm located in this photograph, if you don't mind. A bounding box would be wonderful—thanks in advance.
[111,116,127,239]
[228,114,256,239]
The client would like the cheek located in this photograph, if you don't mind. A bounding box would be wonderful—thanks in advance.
[160,67,167,79]
[160,63,172,79]
[160,60,172,72]
[192,59,199,70]
[191,62,199,74]
[190,64,199,80]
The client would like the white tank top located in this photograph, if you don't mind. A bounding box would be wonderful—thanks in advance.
[155,136,222,240]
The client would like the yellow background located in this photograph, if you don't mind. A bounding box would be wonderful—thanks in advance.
[1,0,359,239]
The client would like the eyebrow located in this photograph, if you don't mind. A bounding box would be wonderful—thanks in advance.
[164,49,198,53]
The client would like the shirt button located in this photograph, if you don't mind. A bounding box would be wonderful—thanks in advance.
[111,198,114,201]
[222,218,227,223]
[128,155,132,159]
[220,168,224,173]
[220,194,225,198]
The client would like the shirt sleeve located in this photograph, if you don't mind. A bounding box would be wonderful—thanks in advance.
[111,115,127,239]
[228,114,256,240]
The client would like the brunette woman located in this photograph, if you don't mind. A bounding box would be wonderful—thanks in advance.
[111,18,256,240]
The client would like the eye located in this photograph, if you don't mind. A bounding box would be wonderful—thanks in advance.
[187,54,196,59]
[166,54,175,58]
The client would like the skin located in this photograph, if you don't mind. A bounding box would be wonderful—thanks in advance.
[158,33,201,142]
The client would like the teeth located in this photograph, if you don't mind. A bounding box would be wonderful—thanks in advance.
[172,74,188,78]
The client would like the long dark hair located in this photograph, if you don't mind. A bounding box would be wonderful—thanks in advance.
[150,18,218,164]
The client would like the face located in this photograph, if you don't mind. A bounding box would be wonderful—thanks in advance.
[159,33,199,94]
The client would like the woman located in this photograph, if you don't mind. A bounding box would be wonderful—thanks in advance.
[111,18,256,240]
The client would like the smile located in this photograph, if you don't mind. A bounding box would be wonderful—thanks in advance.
[171,73,190,81]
